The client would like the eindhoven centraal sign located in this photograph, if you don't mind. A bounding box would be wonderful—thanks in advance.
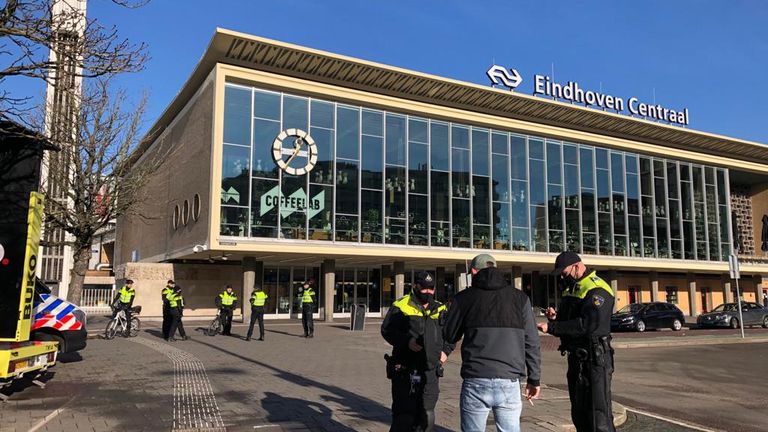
[487,65,690,126]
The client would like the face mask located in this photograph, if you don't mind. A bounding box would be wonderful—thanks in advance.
[560,268,578,289]
[412,289,434,304]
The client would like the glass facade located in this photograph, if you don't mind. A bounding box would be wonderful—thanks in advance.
[221,84,732,261]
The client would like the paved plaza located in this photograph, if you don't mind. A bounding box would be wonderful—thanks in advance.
[2,319,766,432]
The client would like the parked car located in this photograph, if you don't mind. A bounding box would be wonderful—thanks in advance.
[611,302,685,332]
[696,302,768,329]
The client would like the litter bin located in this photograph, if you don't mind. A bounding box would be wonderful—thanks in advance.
[350,303,367,331]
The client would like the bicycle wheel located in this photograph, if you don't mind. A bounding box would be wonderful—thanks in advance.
[205,317,222,336]
[104,319,119,340]
[129,317,141,337]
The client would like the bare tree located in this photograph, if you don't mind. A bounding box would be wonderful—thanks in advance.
[39,77,165,304]
[0,0,148,127]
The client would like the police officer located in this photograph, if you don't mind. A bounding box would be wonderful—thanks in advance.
[216,285,238,336]
[537,251,615,432]
[381,271,454,432]
[299,278,316,338]
[166,284,188,342]
[112,279,136,336]
[246,286,268,341]
[161,280,175,340]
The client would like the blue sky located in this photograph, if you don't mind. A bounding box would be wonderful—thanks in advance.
[19,0,768,143]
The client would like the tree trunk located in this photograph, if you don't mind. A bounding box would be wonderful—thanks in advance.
[67,245,91,305]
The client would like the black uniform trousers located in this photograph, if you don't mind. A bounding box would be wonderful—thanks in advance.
[162,305,171,339]
[390,369,439,432]
[246,306,265,339]
[168,308,186,340]
[219,308,233,335]
[566,347,615,432]
[302,303,314,336]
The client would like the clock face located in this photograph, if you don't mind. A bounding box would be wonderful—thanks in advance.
[272,128,318,176]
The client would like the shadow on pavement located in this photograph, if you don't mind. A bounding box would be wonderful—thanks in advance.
[0,370,55,399]
[190,337,392,429]
[265,328,305,338]
[262,391,357,431]
[58,352,83,363]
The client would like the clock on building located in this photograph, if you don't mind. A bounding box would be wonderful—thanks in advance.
[271,128,318,175]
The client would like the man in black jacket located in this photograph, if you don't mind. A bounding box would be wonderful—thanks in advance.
[381,271,454,432]
[537,251,615,432]
[444,254,541,432]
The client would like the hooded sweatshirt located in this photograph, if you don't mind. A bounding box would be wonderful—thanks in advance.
[443,267,541,386]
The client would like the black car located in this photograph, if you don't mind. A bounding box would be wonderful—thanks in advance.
[697,302,768,329]
[611,302,685,332]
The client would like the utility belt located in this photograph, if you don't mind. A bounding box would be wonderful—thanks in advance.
[384,354,444,380]
[559,335,613,361]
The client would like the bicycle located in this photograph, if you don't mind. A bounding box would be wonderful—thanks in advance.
[104,305,142,340]
[205,310,223,336]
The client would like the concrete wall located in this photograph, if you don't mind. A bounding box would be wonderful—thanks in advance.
[115,262,241,318]
[116,79,214,266]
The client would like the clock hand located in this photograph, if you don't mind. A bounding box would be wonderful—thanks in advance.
[284,140,302,166]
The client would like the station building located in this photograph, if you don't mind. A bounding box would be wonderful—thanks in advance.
[115,28,768,321]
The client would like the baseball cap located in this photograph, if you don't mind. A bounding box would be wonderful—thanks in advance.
[167,279,175,284]
[470,253,497,270]
[414,271,435,288]
[552,251,582,275]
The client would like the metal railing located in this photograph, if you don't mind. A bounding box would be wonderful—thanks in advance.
[80,287,116,316]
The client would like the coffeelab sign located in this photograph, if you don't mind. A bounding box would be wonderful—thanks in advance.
[487,65,690,126]
[260,186,324,219]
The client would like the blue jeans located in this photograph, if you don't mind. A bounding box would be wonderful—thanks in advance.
[460,378,522,432]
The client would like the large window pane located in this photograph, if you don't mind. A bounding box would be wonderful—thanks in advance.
[386,217,406,245]
[283,96,308,130]
[452,125,469,149]
[311,100,334,129]
[511,135,526,180]
[493,203,510,250]
[251,178,279,238]
[492,154,510,201]
[221,206,248,237]
[408,195,428,245]
[336,160,359,214]
[492,132,508,155]
[409,118,428,143]
[430,122,449,171]
[337,106,360,160]
[280,176,306,240]
[222,144,250,206]
[511,180,528,227]
[386,114,406,166]
[308,184,332,241]
[473,175,490,224]
[223,86,251,145]
[362,110,383,136]
[472,129,490,176]
[361,190,382,243]
[385,166,406,218]
[452,199,470,248]
[431,171,450,222]
[452,149,470,198]
[547,141,562,184]
[254,90,280,120]
[310,127,334,185]
[361,135,383,189]
[252,118,280,179]
[409,143,428,194]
